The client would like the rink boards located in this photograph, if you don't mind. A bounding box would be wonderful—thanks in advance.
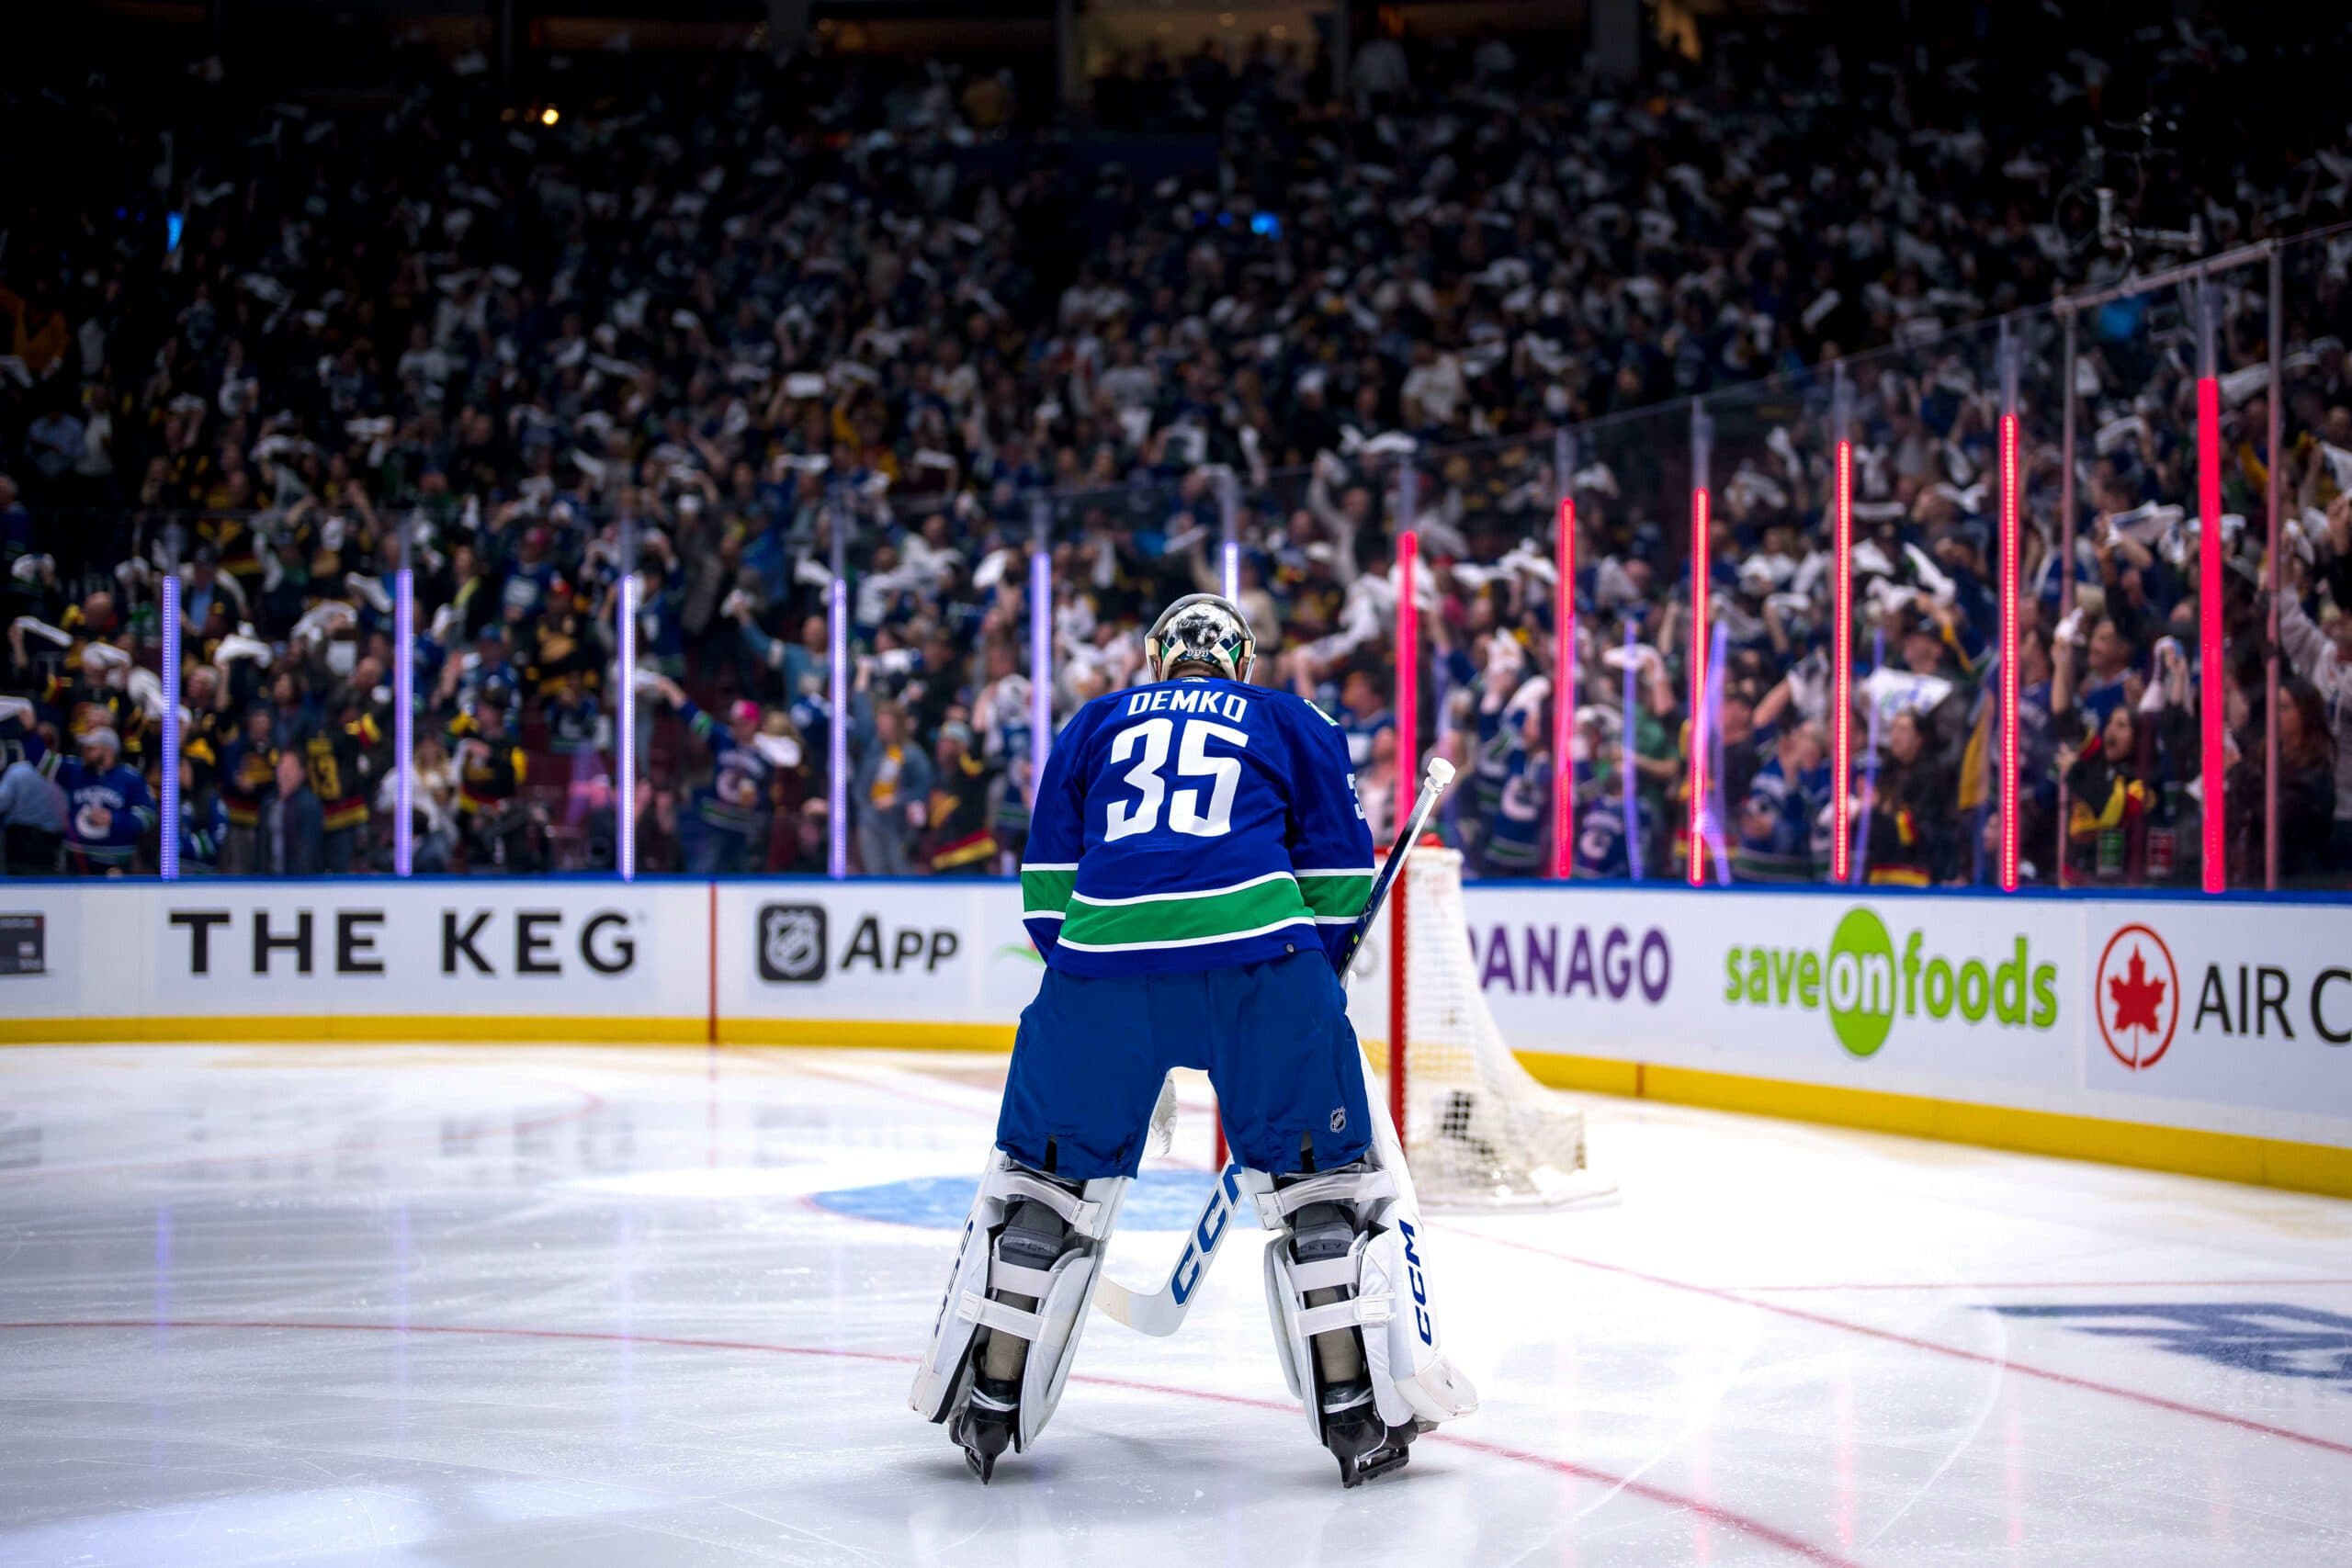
[3,878,2347,1195]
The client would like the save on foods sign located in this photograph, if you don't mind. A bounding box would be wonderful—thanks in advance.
[1681,895,2085,1092]
[1724,904,2064,1057]
[1424,887,2085,1098]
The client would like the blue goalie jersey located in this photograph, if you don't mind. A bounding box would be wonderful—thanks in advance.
[1021,678,1375,976]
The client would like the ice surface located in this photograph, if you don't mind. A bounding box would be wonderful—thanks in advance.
[1,1043,2349,1566]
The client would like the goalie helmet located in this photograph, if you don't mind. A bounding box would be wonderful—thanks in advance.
[1146,593,1256,683]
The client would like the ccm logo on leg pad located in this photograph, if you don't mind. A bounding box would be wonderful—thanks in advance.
[1399,1221,1433,1346]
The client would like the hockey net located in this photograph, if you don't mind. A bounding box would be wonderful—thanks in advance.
[1357,846,1611,1208]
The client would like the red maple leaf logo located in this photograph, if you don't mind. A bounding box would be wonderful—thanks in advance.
[2109,947,2166,1035]
[2097,924,2179,1070]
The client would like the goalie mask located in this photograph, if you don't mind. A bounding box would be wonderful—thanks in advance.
[1146,593,1256,683]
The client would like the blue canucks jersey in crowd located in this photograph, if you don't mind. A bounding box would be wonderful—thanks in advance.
[1471,724,1546,875]
[1020,678,1374,977]
[1733,752,1830,883]
[1572,786,1650,880]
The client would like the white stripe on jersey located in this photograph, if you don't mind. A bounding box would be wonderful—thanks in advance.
[1052,915,1321,954]
[1065,869,1297,908]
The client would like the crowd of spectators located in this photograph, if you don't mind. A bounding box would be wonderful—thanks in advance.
[3,14,2350,886]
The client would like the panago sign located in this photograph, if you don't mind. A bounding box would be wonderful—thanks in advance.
[1359,886,1692,1061]
[1468,921,1671,1004]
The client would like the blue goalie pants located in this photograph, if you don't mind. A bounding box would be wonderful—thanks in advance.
[996,948,1374,1181]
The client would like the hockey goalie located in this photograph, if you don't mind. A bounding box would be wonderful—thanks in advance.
[910,592,1477,1486]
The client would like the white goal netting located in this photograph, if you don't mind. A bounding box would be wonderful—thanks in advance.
[1355,847,1612,1208]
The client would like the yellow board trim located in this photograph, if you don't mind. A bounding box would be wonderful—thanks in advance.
[0,1015,707,1045]
[1518,1051,1644,1098]
[721,1019,1016,1051]
[1518,1049,2352,1201]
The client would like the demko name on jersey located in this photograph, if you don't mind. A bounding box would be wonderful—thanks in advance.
[1020,676,1374,976]
[1118,685,1255,724]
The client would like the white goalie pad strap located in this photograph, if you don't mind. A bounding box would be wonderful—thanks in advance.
[988,1168,1112,1238]
[1286,1255,1360,1293]
[1250,1168,1397,1225]
[955,1291,1045,1342]
[1295,1293,1390,1338]
[988,1258,1058,1299]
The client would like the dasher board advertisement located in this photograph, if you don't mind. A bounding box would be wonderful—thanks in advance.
[0,883,709,1036]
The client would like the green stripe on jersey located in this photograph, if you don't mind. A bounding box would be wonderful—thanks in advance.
[1295,871,1374,919]
[1059,874,1316,951]
[1021,864,1078,916]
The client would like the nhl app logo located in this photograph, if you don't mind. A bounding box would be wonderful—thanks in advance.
[2094,922,2179,1069]
[759,905,828,983]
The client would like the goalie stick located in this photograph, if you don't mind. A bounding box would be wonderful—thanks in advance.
[1092,755,1458,1337]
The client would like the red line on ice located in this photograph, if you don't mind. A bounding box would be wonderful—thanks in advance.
[1453,1228,2352,1461]
[0,1316,1860,1567]
[1721,1279,2352,1293]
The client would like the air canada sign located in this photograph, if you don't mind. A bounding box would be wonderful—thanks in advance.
[2093,918,2352,1055]
[2079,907,2351,1122]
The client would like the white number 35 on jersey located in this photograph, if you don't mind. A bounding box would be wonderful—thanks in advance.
[1103,716,1248,841]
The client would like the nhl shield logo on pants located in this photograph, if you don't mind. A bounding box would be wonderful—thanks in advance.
[760,904,828,983]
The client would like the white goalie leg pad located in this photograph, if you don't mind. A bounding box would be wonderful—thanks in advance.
[1255,1156,1479,1434]
[1356,1042,1479,1427]
[1261,1219,1379,1439]
[908,1148,1127,1450]
[1012,1217,1111,1445]
[1358,1210,1478,1427]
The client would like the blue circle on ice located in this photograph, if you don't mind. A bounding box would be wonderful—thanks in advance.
[812,1169,1223,1231]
